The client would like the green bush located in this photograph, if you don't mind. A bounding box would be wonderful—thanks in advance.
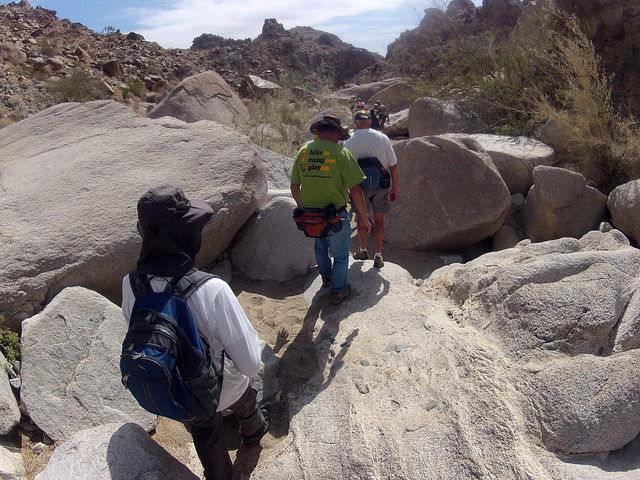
[101,26,117,36]
[399,6,639,193]
[37,37,57,56]
[0,315,20,364]
[243,71,324,157]
[48,69,109,103]
[122,79,146,100]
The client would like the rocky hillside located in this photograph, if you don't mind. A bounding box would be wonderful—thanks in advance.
[386,0,640,118]
[0,1,385,126]
[2,0,638,129]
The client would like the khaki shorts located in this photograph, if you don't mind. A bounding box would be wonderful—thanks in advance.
[352,188,390,215]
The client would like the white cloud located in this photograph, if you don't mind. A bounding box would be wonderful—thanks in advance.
[122,0,413,52]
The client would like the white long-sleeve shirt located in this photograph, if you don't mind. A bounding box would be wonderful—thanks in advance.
[121,274,261,411]
[342,128,398,169]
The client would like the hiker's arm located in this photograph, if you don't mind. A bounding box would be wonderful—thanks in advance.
[389,164,398,202]
[194,280,260,377]
[207,282,261,377]
[290,183,302,208]
[121,275,134,321]
[349,184,371,236]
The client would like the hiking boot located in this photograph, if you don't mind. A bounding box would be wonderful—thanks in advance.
[321,275,332,288]
[353,250,368,260]
[373,256,384,268]
[242,409,270,447]
[330,284,352,305]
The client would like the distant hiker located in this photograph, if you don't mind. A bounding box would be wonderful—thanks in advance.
[291,116,371,305]
[121,185,268,480]
[343,110,399,268]
[376,102,389,130]
[369,105,380,130]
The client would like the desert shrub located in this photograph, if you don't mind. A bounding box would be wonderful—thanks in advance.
[122,79,146,100]
[101,26,117,36]
[522,11,640,192]
[243,71,341,157]
[36,37,57,56]
[415,7,640,192]
[48,69,110,103]
[0,315,20,363]
[244,85,308,157]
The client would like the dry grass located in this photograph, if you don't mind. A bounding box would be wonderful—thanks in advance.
[22,441,55,480]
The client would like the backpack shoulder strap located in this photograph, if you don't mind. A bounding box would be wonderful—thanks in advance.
[129,270,217,300]
[172,270,218,301]
[129,271,151,298]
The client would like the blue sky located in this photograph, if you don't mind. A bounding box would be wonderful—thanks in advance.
[29,0,481,56]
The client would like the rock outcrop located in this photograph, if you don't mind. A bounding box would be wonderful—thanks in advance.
[608,179,640,245]
[523,166,608,242]
[34,422,199,480]
[408,97,486,137]
[230,197,315,282]
[0,100,267,329]
[448,133,555,195]
[385,135,511,249]
[147,71,249,127]
[20,287,156,444]
[522,0,640,118]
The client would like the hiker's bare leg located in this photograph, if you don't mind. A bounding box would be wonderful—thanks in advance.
[356,213,368,250]
[373,212,385,254]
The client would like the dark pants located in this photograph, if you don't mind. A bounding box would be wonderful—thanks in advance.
[188,386,265,480]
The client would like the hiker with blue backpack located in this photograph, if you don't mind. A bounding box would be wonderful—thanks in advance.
[343,110,399,268]
[120,185,268,480]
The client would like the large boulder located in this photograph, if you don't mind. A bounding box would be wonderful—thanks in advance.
[20,287,156,444]
[147,70,249,127]
[34,422,199,480]
[255,146,294,191]
[0,42,26,65]
[385,108,409,138]
[254,254,640,478]
[530,351,640,454]
[239,74,281,99]
[408,97,485,137]
[0,442,24,480]
[0,351,20,436]
[231,197,315,282]
[447,134,555,195]
[0,100,267,329]
[368,80,416,113]
[614,269,640,354]
[332,79,404,102]
[424,230,640,361]
[385,135,511,249]
[523,166,608,242]
[608,179,640,244]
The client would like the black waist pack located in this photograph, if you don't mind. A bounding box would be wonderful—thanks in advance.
[294,205,343,238]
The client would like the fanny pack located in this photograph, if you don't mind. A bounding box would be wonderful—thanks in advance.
[293,205,344,238]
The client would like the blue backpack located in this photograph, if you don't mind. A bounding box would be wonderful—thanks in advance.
[357,156,390,189]
[120,270,223,421]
